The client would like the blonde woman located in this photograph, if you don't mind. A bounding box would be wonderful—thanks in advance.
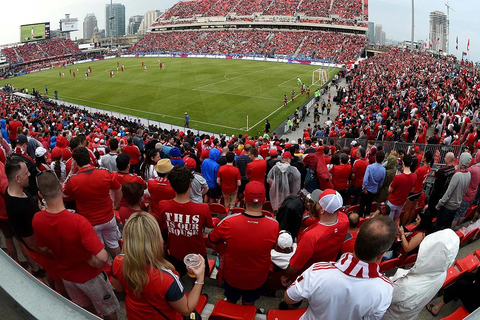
[112,212,205,320]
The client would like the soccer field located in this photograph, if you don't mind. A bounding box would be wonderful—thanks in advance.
[0,57,339,135]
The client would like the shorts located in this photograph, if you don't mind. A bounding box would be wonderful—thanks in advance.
[224,280,266,304]
[93,216,121,249]
[386,200,404,218]
[207,186,222,200]
[407,191,422,202]
[63,271,120,316]
[168,253,210,278]
[0,219,15,238]
[455,200,472,221]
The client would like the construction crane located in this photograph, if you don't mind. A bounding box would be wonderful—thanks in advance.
[445,2,455,53]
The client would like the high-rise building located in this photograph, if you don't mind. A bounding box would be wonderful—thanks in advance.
[374,24,382,45]
[106,3,126,37]
[127,15,143,35]
[138,10,162,35]
[381,32,386,46]
[429,10,448,52]
[83,13,98,40]
[368,22,375,44]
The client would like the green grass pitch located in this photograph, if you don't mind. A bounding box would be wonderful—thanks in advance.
[0,57,339,135]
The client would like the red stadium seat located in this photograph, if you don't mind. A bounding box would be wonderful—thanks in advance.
[262,210,275,218]
[357,216,371,228]
[475,249,480,261]
[210,203,229,217]
[262,201,274,212]
[455,254,479,273]
[114,210,120,223]
[379,258,400,273]
[266,308,307,320]
[209,300,257,320]
[405,223,416,231]
[440,306,470,320]
[345,205,359,214]
[460,228,478,245]
[185,293,208,314]
[442,266,466,288]
[231,207,244,214]
[465,205,478,219]
[399,254,417,268]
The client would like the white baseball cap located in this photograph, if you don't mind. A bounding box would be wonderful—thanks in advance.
[35,147,47,157]
[277,231,293,249]
[311,189,343,214]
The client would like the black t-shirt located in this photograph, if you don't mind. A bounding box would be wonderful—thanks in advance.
[5,187,39,243]
[434,165,456,194]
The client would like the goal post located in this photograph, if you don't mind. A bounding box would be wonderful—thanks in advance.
[312,68,329,87]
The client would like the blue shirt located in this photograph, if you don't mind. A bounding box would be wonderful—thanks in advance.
[362,163,386,194]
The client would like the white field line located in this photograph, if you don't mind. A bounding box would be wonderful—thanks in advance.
[277,75,301,87]
[192,89,283,101]
[57,95,242,131]
[192,66,277,90]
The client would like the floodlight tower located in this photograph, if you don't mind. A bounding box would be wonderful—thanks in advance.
[411,0,414,51]
[445,3,455,53]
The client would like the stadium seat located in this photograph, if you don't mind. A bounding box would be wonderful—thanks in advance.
[460,228,478,245]
[185,293,208,314]
[439,306,470,320]
[475,249,480,261]
[231,207,244,214]
[114,210,120,223]
[263,201,274,212]
[442,266,466,288]
[210,203,229,217]
[405,223,416,231]
[455,254,479,273]
[262,210,275,218]
[379,258,401,273]
[370,202,377,213]
[465,205,478,220]
[209,300,257,320]
[207,259,216,277]
[266,308,307,320]
[399,254,417,268]
[345,205,359,214]
[357,216,371,228]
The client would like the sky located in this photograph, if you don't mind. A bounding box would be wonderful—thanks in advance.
[0,0,478,61]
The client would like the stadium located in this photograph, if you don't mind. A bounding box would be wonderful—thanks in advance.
[0,0,480,319]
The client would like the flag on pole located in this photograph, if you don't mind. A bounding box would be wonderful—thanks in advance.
[456,36,459,50]
[424,38,427,48]
[436,38,440,45]
[467,37,470,51]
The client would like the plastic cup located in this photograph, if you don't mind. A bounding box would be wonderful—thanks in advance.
[184,254,201,278]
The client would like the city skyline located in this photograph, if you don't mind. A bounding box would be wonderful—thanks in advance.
[0,0,477,61]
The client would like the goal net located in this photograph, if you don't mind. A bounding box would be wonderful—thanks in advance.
[312,68,329,86]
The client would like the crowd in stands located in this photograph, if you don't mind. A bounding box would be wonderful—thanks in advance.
[3,45,480,319]
[158,0,366,21]
[128,30,365,63]
[1,38,80,65]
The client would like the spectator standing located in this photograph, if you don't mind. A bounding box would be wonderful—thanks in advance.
[63,147,122,256]
[208,181,279,305]
[284,216,397,320]
[123,136,142,174]
[201,148,221,203]
[359,151,386,217]
[147,159,175,217]
[34,171,120,319]
[118,182,144,225]
[235,143,252,194]
[302,148,334,190]
[340,212,360,255]
[384,229,459,320]
[132,128,144,153]
[330,153,351,204]
[100,138,119,172]
[157,166,213,277]
[11,134,39,194]
[375,152,398,203]
[347,148,368,205]
[246,148,267,183]
[282,190,348,285]
[217,152,241,210]
[141,149,160,182]
[267,151,301,212]
[184,156,208,204]
[112,212,205,320]
[112,154,146,210]
[386,154,417,225]
[435,152,472,231]
[428,152,455,217]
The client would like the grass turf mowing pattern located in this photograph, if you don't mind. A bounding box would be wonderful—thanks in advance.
[0,57,339,135]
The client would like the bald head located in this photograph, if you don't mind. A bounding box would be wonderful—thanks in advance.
[445,152,455,165]
[354,216,397,263]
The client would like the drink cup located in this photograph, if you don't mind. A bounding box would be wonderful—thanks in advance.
[184,254,201,278]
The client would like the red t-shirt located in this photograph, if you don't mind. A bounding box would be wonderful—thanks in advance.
[217,165,241,194]
[258,144,270,159]
[112,256,184,320]
[157,200,213,260]
[148,177,176,216]
[290,212,349,273]
[340,230,358,255]
[119,207,143,225]
[387,172,417,206]
[208,213,279,290]
[352,159,369,188]
[113,172,147,208]
[7,120,22,141]
[123,144,141,165]
[412,165,431,193]
[330,164,352,190]
[63,166,121,225]
[246,159,267,183]
[32,209,104,283]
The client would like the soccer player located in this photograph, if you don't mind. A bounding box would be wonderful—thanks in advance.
[121,65,124,72]
[185,112,190,128]
[144,65,147,72]
[73,72,75,78]
[306,86,310,98]
[85,72,88,80]
[291,89,296,102]
[284,94,288,107]
[297,77,302,85]
[62,72,65,78]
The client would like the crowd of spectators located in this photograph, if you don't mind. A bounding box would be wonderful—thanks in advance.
[128,29,365,63]
[2,44,480,319]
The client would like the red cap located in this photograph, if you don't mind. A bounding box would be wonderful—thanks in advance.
[276,141,280,146]
[183,156,196,170]
[285,143,292,150]
[244,181,266,204]
[282,151,294,159]
[51,147,63,160]
[414,146,420,152]
[269,149,278,156]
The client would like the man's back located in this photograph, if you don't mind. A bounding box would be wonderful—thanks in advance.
[63,166,120,225]
[100,153,118,172]
[287,257,393,320]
